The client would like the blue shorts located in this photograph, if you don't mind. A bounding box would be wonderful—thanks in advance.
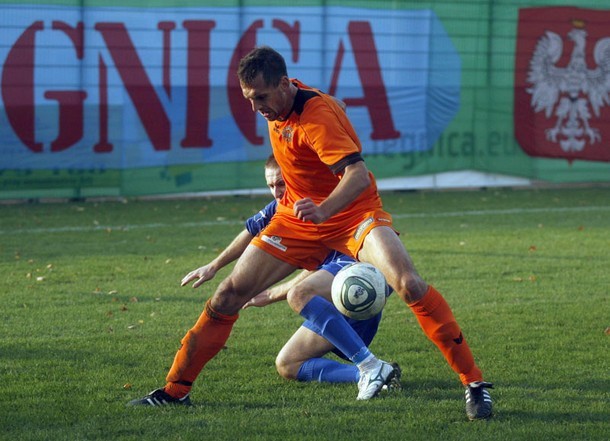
[302,251,383,361]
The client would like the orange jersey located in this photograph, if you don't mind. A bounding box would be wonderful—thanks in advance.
[269,79,382,214]
[251,80,396,270]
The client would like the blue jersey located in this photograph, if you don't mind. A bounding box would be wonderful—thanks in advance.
[245,200,278,237]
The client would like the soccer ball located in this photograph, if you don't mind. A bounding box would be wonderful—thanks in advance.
[331,262,387,320]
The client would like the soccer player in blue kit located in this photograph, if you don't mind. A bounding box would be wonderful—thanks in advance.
[180,155,398,385]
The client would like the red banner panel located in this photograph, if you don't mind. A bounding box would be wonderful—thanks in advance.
[514,7,610,162]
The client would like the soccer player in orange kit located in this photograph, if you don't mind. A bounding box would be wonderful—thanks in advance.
[129,46,493,420]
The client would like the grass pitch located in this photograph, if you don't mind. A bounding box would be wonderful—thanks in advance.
[0,187,608,440]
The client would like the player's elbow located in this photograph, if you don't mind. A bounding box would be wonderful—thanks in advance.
[345,161,371,193]
[357,170,371,191]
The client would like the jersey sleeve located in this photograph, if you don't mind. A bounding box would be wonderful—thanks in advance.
[245,200,278,236]
[301,96,362,169]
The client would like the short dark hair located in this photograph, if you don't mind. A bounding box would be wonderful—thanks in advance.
[265,154,279,170]
[237,46,288,88]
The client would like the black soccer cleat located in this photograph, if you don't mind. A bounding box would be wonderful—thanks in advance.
[127,388,192,407]
[464,381,493,420]
[382,362,402,393]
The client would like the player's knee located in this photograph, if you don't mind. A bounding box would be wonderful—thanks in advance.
[286,284,316,313]
[275,354,299,380]
[211,277,249,314]
[390,271,427,303]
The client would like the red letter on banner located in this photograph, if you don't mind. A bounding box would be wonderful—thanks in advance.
[95,22,170,151]
[1,22,44,152]
[181,20,215,148]
[331,21,400,141]
[227,20,265,145]
[46,21,87,152]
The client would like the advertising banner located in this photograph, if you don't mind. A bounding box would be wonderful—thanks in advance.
[1,1,609,199]
[0,4,459,195]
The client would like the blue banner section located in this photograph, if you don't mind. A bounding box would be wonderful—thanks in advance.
[0,5,460,171]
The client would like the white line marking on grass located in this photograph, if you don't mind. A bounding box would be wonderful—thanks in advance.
[392,205,610,219]
[1,205,609,235]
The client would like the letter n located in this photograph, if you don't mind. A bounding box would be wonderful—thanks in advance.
[95,23,170,151]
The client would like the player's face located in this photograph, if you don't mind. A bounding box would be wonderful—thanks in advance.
[265,166,285,202]
[241,74,291,121]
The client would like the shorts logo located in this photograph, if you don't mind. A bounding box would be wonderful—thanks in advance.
[261,235,287,252]
[354,217,374,241]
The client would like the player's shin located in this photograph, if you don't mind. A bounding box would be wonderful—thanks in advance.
[408,285,483,385]
[298,358,360,383]
[164,299,238,398]
[300,296,372,364]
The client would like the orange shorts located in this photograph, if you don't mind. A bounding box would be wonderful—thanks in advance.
[250,208,395,270]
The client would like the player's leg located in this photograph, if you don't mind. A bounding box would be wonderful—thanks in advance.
[286,266,398,399]
[276,326,359,383]
[129,245,297,406]
[358,225,493,419]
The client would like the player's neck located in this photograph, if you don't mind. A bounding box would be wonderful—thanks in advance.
[278,83,298,121]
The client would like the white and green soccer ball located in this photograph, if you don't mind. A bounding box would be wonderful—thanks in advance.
[331,262,387,320]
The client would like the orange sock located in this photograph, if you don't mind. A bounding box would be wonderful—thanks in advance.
[408,285,482,385]
[163,299,238,398]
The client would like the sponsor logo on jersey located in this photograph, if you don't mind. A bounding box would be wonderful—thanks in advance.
[281,126,293,145]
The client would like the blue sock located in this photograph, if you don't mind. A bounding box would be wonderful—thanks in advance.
[300,296,371,364]
[297,358,360,383]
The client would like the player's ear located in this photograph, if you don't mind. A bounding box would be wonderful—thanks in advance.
[279,75,291,89]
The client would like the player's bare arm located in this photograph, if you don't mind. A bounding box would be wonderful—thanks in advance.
[294,161,370,224]
[181,229,254,288]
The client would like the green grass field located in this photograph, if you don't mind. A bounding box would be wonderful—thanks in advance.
[1,187,608,441]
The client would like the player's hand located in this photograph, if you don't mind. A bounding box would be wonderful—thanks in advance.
[181,264,216,288]
[242,290,273,309]
[294,198,328,224]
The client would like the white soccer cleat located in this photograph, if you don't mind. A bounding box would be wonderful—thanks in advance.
[357,361,399,400]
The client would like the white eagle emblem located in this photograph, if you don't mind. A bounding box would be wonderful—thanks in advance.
[526,24,610,152]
